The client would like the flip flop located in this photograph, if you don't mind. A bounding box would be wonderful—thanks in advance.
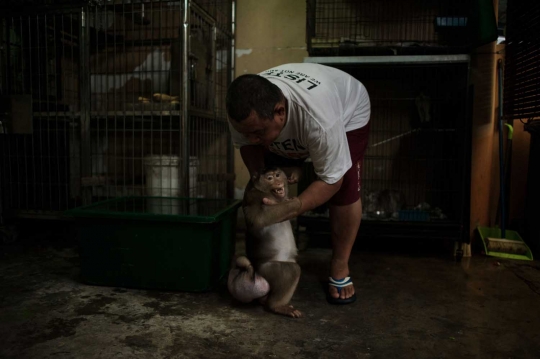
[326,276,357,305]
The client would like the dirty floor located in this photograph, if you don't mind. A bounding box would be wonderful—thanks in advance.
[1,225,540,359]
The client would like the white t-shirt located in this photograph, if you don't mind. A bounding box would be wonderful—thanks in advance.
[229,63,371,184]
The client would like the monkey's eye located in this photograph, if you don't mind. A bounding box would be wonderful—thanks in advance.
[275,173,280,177]
[266,176,273,180]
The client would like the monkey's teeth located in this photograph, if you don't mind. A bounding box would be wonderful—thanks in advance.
[273,188,285,196]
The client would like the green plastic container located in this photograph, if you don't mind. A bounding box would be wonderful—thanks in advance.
[477,226,534,261]
[65,197,242,291]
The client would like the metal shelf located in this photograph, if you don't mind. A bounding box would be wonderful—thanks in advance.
[304,54,470,65]
[32,109,227,122]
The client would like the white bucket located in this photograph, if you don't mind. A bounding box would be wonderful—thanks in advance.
[143,155,199,215]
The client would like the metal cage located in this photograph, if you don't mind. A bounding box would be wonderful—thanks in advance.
[0,0,235,219]
[299,57,472,243]
[306,0,486,57]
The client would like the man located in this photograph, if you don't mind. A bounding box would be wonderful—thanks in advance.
[226,63,370,305]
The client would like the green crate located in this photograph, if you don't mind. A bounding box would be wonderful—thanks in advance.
[477,226,534,261]
[65,197,242,292]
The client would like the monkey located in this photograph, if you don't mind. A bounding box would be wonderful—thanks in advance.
[228,167,303,318]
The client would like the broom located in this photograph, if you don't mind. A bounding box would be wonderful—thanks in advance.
[477,60,533,260]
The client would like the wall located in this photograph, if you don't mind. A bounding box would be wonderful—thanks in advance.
[232,0,308,196]
[469,40,499,241]
[468,0,530,244]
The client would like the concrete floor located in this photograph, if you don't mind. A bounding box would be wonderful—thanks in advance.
[1,224,540,359]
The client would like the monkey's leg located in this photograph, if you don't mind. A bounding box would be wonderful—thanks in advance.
[257,261,302,318]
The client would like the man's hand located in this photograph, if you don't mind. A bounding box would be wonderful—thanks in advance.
[263,178,342,221]
[262,197,278,206]
[261,196,301,223]
[262,196,295,205]
[263,197,298,206]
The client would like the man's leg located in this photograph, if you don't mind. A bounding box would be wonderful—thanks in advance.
[326,122,370,301]
[328,197,362,299]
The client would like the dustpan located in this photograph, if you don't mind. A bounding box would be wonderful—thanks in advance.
[477,226,533,261]
[477,60,533,261]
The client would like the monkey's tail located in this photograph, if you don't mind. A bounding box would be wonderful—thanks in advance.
[228,256,270,303]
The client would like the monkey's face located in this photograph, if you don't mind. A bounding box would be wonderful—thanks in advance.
[254,168,288,199]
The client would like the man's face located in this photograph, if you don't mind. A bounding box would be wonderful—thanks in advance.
[229,105,286,147]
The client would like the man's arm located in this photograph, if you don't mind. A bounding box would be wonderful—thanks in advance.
[240,145,266,176]
[298,178,342,213]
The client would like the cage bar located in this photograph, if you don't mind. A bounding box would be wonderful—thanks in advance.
[298,60,471,242]
[0,0,235,219]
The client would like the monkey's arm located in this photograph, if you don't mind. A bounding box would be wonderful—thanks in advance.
[244,197,302,230]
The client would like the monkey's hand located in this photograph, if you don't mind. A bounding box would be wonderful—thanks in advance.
[287,174,299,184]
[281,167,302,184]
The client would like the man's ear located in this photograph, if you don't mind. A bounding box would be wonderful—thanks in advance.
[274,101,286,118]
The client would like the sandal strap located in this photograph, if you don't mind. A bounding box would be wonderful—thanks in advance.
[329,276,353,288]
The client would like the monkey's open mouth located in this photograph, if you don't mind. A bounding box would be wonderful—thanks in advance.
[272,187,285,198]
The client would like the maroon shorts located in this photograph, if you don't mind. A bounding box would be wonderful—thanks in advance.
[264,122,370,206]
[329,122,370,206]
